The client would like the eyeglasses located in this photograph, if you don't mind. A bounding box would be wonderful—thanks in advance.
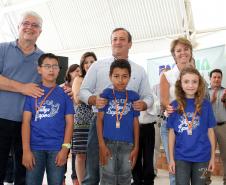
[41,64,60,70]
[21,21,41,29]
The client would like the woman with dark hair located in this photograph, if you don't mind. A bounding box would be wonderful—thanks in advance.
[79,52,97,78]
[62,64,81,87]
[72,52,97,185]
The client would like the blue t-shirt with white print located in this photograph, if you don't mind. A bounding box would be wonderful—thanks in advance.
[167,98,216,162]
[99,88,140,144]
[23,84,74,151]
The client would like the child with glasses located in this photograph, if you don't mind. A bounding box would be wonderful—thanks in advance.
[167,67,216,185]
[21,53,74,185]
[97,59,140,185]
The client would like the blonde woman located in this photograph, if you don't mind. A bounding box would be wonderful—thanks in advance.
[160,37,193,185]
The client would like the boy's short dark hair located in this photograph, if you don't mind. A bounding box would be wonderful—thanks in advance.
[109,59,131,76]
[38,53,59,66]
[209,69,223,78]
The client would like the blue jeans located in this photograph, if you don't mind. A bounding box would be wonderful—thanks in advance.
[82,116,100,185]
[26,151,65,185]
[100,140,133,185]
[175,160,209,185]
[160,120,175,185]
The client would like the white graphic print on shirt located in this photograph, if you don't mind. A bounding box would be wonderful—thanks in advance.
[106,99,131,116]
[178,112,199,133]
[35,100,60,121]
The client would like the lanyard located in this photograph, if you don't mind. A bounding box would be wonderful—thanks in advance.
[182,107,197,130]
[35,86,56,112]
[112,89,128,127]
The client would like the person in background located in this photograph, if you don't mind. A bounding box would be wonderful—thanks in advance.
[0,11,44,185]
[62,64,81,88]
[61,64,81,185]
[151,83,162,177]
[208,69,226,185]
[132,88,157,184]
[146,67,171,178]
[97,59,140,185]
[160,37,194,185]
[72,52,97,185]
[22,53,74,185]
[168,67,216,185]
[132,66,170,185]
[79,28,153,185]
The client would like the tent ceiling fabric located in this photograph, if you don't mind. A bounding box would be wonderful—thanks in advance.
[0,0,186,53]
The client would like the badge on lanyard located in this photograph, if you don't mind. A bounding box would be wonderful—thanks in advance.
[187,121,193,135]
[112,89,128,129]
[116,120,120,128]
[182,108,197,136]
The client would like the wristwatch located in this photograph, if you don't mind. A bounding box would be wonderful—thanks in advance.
[62,143,71,149]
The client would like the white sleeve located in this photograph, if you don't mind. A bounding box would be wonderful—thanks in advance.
[79,62,97,104]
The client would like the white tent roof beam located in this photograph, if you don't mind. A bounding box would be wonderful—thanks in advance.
[0,0,49,15]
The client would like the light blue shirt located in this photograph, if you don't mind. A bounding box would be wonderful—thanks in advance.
[0,40,43,122]
[209,87,226,122]
[79,56,153,111]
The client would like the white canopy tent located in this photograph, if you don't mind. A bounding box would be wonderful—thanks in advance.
[0,0,226,64]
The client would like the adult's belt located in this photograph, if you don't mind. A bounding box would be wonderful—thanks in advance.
[217,121,226,126]
[140,122,156,127]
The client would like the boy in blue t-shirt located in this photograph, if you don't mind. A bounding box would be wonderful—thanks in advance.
[97,59,140,185]
[22,53,74,185]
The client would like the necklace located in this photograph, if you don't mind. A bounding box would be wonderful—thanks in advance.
[112,89,128,128]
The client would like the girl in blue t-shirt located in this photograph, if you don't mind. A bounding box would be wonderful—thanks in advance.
[167,67,216,185]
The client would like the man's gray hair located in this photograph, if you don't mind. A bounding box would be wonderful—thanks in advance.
[19,11,43,28]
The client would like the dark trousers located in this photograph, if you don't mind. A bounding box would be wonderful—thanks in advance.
[4,149,15,183]
[132,123,155,185]
[71,154,77,180]
[0,118,26,185]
